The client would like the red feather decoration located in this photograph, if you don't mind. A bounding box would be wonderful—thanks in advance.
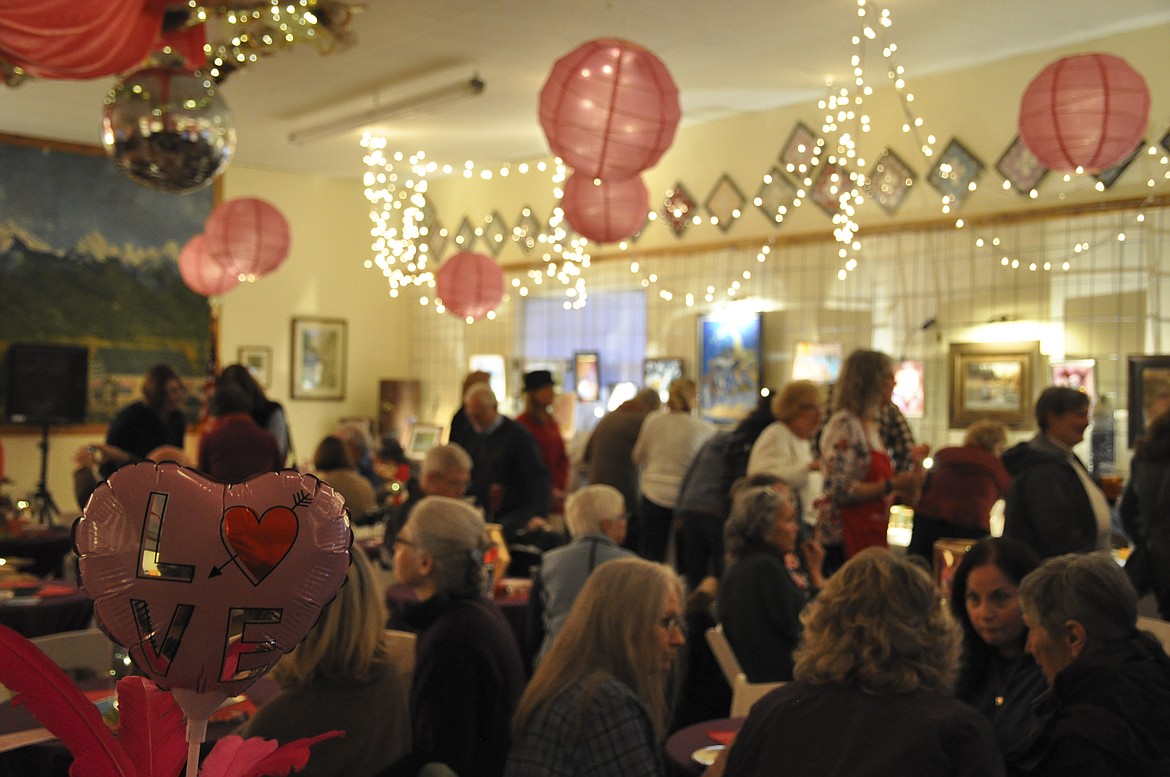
[116,677,188,777]
[245,731,345,777]
[0,624,137,777]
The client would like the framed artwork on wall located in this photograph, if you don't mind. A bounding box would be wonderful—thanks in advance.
[1049,359,1095,399]
[573,351,600,402]
[643,357,684,401]
[1127,355,1170,446]
[290,317,347,400]
[698,311,761,425]
[237,346,272,390]
[948,341,1039,429]
[0,133,216,429]
[893,359,925,419]
[792,341,842,384]
[406,422,443,459]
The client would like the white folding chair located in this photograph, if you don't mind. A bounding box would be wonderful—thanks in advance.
[705,624,785,717]
[30,628,116,682]
[1137,615,1170,653]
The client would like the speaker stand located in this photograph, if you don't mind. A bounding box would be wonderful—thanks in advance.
[32,422,60,526]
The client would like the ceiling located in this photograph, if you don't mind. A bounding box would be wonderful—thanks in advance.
[2,0,1169,181]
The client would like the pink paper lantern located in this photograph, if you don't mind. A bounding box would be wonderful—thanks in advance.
[561,172,648,243]
[435,251,506,322]
[1018,53,1150,174]
[539,38,680,181]
[204,197,291,280]
[179,234,239,296]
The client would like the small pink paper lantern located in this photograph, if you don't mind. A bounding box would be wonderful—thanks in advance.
[1018,53,1150,174]
[179,234,239,296]
[539,38,680,181]
[562,172,648,243]
[435,251,506,322]
[204,197,291,279]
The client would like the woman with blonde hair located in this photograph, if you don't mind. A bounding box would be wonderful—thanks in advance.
[713,548,1004,777]
[239,550,412,776]
[632,377,716,562]
[506,557,686,777]
[747,379,825,525]
[819,350,923,568]
[906,419,1011,561]
[391,496,526,777]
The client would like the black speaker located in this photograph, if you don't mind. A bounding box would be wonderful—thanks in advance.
[5,343,89,425]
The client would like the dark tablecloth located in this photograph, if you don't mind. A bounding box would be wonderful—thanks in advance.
[664,716,743,777]
[0,526,74,578]
[0,582,93,638]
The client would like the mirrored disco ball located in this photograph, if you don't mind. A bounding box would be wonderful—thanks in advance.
[101,66,236,193]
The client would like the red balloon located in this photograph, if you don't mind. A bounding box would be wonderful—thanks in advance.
[179,234,239,296]
[76,463,350,702]
[539,38,680,181]
[435,251,506,322]
[204,198,291,280]
[1018,53,1150,174]
[561,172,648,243]
[0,0,165,80]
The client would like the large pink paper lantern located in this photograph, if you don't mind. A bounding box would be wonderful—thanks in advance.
[539,38,680,181]
[562,172,648,243]
[435,251,506,322]
[1018,53,1150,174]
[204,197,291,280]
[179,234,239,296]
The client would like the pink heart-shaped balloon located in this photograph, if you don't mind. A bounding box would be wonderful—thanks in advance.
[75,462,350,698]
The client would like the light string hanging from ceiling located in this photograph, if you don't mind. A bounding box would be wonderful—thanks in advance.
[359,134,593,317]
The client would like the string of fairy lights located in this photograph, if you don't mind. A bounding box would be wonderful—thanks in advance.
[359,0,1170,318]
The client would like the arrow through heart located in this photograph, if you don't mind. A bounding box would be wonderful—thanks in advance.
[218,503,301,585]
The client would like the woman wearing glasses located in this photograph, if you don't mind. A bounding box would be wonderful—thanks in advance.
[506,557,686,777]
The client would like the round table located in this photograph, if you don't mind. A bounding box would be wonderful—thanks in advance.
[0,526,74,578]
[0,582,93,638]
[664,716,744,777]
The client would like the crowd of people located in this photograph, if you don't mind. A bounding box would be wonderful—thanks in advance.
[67,352,1170,777]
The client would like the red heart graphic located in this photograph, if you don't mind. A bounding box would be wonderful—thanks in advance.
[222,505,299,585]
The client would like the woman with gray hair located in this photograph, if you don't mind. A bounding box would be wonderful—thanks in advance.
[527,484,635,663]
[391,496,526,777]
[711,549,1004,777]
[1012,552,1170,776]
[717,484,820,682]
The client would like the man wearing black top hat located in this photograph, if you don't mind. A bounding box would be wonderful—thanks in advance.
[517,370,570,515]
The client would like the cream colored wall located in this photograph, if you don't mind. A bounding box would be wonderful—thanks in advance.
[5,22,1169,517]
[3,166,411,517]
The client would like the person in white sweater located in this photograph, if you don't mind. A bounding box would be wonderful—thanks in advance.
[746,380,825,526]
[631,378,715,562]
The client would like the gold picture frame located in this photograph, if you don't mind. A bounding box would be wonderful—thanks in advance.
[948,341,1040,429]
[290,317,347,401]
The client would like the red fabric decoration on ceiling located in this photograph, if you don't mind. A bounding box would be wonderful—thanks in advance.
[1018,52,1150,174]
[539,38,681,182]
[204,198,291,280]
[179,234,239,297]
[435,251,506,322]
[0,0,169,79]
[561,172,648,244]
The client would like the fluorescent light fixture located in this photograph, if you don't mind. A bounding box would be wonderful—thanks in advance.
[289,75,485,144]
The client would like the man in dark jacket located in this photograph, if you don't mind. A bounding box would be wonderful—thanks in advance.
[1003,386,1111,558]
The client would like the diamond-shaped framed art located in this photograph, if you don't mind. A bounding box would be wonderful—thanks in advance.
[1094,140,1144,190]
[419,220,447,263]
[810,162,849,217]
[868,149,915,215]
[512,206,541,255]
[996,136,1048,195]
[780,122,820,179]
[928,138,984,207]
[482,210,508,256]
[705,174,746,233]
[755,167,796,224]
[453,217,477,252]
[660,183,697,237]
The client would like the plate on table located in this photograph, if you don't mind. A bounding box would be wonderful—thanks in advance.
[692,744,725,766]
